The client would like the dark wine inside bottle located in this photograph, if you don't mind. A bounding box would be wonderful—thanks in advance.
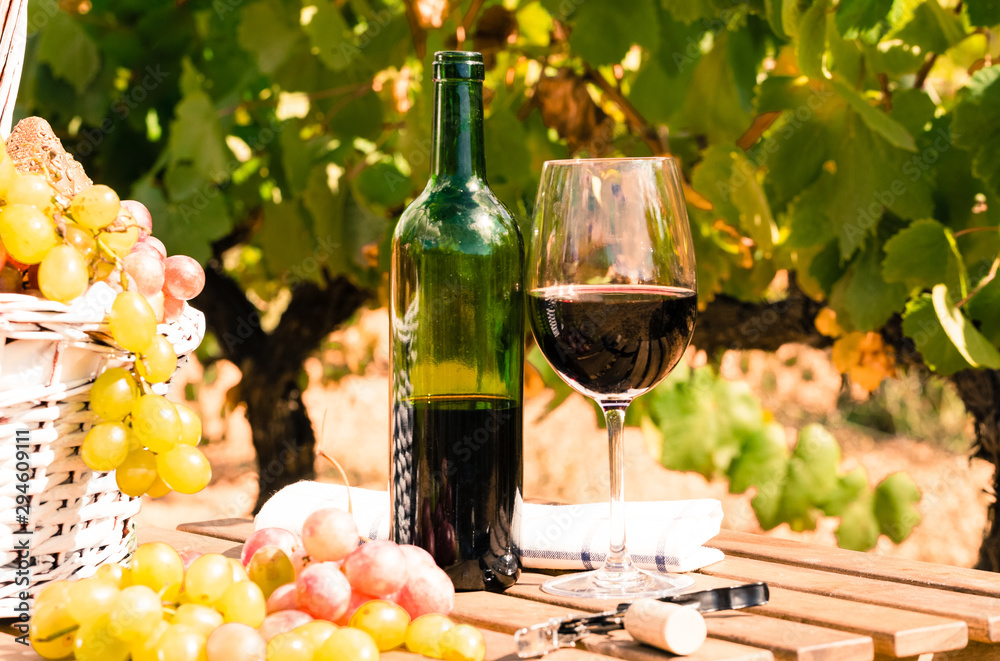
[392,395,522,591]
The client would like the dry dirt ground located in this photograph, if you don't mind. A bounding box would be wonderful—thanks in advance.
[138,309,995,568]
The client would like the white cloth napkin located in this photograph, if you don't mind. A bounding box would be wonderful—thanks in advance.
[255,481,725,573]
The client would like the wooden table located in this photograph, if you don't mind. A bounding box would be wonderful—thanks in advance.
[3,520,999,661]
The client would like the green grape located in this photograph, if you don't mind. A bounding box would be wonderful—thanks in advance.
[173,603,224,636]
[146,474,171,498]
[70,184,121,230]
[350,600,409,651]
[130,542,184,602]
[405,613,454,657]
[0,204,59,264]
[64,223,97,260]
[94,563,131,588]
[154,623,208,661]
[136,334,178,383]
[215,578,266,627]
[7,173,55,209]
[129,619,168,661]
[73,614,130,661]
[115,448,158,497]
[293,620,338,650]
[110,291,158,352]
[108,584,163,641]
[38,244,89,303]
[315,628,380,661]
[267,632,315,661]
[0,151,16,197]
[99,225,140,258]
[439,623,486,661]
[29,601,78,660]
[67,578,120,624]
[131,393,182,452]
[90,367,139,421]
[175,402,203,446]
[80,421,129,472]
[183,553,233,605]
[205,623,267,661]
[35,580,73,607]
[157,444,212,494]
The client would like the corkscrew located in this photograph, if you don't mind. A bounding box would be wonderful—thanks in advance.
[514,582,769,658]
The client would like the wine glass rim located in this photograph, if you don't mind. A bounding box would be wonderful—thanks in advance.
[542,156,677,166]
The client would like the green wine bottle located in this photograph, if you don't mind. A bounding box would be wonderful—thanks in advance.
[390,51,524,592]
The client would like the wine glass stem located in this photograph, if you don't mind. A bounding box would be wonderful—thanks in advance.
[601,402,632,574]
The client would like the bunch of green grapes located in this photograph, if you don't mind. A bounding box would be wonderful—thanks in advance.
[29,544,268,661]
[0,137,210,498]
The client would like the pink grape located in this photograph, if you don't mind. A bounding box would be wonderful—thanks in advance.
[334,590,378,626]
[257,610,313,642]
[343,541,408,597]
[301,508,359,563]
[130,242,164,262]
[163,294,185,323]
[145,291,165,323]
[121,200,153,239]
[179,550,203,570]
[296,562,352,622]
[395,562,454,619]
[163,255,205,300]
[265,583,299,614]
[241,528,300,567]
[123,251,165,297]
[142,236,168,260]
[398,544,436,569]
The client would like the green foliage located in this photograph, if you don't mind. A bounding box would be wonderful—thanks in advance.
[638,364,922,550]
[23,0,1000,549]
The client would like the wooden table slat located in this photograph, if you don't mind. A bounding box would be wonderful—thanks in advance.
[452,588,776,661]
[699,557,1000,644]
[688,574,966,658]
[507,573,874,661]
[711,532,1000,600]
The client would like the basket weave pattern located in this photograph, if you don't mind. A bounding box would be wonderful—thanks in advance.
[0,283,205,615]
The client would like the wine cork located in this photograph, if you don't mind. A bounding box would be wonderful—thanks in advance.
[623,598,707,656]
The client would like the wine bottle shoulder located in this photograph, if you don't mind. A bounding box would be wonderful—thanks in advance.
[394,181,523,256]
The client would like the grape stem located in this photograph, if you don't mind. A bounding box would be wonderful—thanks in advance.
[316,409,357,523]
[35,623,79,643]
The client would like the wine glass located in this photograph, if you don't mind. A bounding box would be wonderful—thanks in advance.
[527,157,698,598]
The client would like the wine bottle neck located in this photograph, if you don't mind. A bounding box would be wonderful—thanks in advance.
[431,79,486,183]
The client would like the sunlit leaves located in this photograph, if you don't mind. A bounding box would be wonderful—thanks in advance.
[952,66,1000,199]
[37,10,99,95]
[835,0,893,38]
[882,219,966,294]
[830,235,910,332]
[237,0,298,74]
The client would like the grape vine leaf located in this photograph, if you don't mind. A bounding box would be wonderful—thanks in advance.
[567,0,659,66]
[727,423,789,494]
[237,1,299,74]
[966,276,1000,347]
[874,473,922,544]
[882,219,966,294]
[829,235,910,332]
[255,200,319,279]
[823,466,869,517]
[515,2,553,47]
[304,1,356,72]
[167,89,229,182]
[302,164,348,276]
[901,294,973,375]
[692,145,777,253]
[836,496,880,551]
[831,79,917,152]
[835,0,893,38]
[37,11,100,95]
[931,284,1000,369]
[896,0,966,54]
[356,161,412,211]
[797,0,828,79]
[761,115,833,215]
[776,425,841,532]
[672,33,754,143]
[952,66,1000,199]
[964,0,1000,27]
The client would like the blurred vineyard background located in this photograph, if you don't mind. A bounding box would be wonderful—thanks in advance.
[16,0,1000,567]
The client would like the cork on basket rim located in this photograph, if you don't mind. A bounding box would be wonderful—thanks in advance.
[6,116,92,196]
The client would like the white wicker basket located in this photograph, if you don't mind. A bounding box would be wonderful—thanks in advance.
[0,282,205,615]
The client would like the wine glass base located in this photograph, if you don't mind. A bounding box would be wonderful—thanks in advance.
[541,567,694,599]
